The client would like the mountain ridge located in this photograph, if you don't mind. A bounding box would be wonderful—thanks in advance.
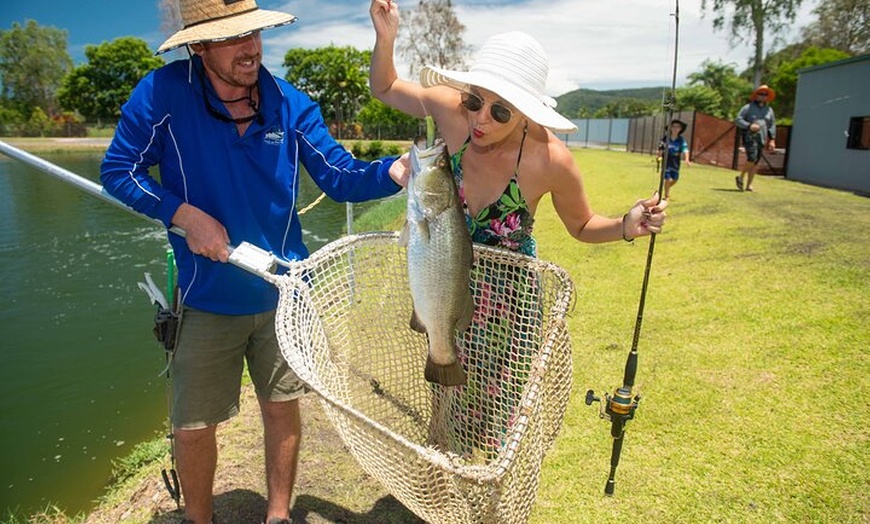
[555,86,667,117]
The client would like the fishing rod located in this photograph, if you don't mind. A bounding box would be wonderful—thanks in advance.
[585,0,680,496]
[0,139,284,278]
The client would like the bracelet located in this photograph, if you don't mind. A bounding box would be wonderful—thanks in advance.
[622,214,634,243]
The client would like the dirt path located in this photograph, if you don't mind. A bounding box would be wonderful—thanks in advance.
[83,385,425,524]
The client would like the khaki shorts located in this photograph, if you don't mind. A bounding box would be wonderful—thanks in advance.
[171,307,307,429]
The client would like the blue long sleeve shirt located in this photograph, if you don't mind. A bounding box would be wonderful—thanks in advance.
[101,57,401,314]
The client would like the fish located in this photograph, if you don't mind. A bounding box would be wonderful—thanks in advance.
[402,139,474,386]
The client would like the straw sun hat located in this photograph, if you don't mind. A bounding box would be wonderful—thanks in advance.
[420,31,578,133]
[157,0,296,54]
[750,84,776,102]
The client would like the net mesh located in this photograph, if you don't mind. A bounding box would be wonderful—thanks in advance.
[268,232,575,524]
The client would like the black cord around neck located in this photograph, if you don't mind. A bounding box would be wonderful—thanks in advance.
[198,66,261,125]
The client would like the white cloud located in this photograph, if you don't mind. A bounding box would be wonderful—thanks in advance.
[260,0,819,96]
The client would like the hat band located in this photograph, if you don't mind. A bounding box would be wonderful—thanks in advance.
[183,6,259,30]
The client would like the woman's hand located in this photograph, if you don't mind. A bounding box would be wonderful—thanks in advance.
[370,0,399,39]
[623,192,667,240]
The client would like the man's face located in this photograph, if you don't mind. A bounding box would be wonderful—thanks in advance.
[195,32,262,90]
[756,92,769,104]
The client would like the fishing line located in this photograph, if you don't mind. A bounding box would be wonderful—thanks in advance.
[586,0,680,497]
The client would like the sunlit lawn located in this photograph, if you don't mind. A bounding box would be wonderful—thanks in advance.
[357,146,868,522]
[524,148,868,523]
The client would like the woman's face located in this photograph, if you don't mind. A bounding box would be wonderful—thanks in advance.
[461,86,523,146]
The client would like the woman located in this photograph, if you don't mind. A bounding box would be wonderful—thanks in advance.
[369,0,666,256]
[369,0,667,459]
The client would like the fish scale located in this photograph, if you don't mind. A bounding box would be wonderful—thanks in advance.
[403,139,474,386]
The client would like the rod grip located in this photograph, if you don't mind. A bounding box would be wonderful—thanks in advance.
[622,350,638,388]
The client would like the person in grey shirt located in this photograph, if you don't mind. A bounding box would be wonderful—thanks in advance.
[734,85,776,192]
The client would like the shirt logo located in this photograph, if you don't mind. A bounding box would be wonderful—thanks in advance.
[264,127,285,146]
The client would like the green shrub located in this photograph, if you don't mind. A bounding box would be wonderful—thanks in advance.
[365,140,384,159]
[350,141,365,159]
[384,144,402,156]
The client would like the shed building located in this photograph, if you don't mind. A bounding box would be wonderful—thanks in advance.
[788,54,870,194]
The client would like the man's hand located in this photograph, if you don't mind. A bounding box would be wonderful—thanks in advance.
[389,152,410,188]
[171,203,231,262]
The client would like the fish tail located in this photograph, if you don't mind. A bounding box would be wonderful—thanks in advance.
[425,356,467,386]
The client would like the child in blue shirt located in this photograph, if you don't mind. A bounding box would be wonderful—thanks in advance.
[657,119,691,200]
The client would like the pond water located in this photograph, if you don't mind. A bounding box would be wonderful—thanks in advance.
[0,150,382,517]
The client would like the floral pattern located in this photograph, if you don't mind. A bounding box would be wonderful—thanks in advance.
[437,139,541,460]
[451,141,537,256]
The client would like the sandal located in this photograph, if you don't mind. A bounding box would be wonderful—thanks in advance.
[735,176,744,191]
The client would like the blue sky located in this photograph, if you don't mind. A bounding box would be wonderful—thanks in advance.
[2,0,819,95]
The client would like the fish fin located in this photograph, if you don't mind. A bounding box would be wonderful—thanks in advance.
[456,293,475,333]
[409,309,427,333]
[416,219,430,244]
[398,220,409,246]
[425,356,467,386]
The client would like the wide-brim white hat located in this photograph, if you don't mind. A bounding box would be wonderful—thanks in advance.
[157,0,296,54]
[420,31,577,134]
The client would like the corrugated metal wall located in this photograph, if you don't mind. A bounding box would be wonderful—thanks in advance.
[789,54,870,194]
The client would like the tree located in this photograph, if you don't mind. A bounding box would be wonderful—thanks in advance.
[398,0,470,78]
[57,37,163,123]
[749,42,806,85]
[687,59,753,118]
[593,98,658,118]
[674,85,726,117]
[769,46,851,119]
[801,0,869,55]
[283,45,372,139]
[701,0,805,86]
[357,97,422,140]
[0,20,72,119]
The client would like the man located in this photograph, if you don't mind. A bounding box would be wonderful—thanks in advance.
[735,84,776,192]
[101,1,408,523]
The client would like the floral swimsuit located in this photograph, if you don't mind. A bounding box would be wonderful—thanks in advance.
[438,129,543,460]
[450,129,537,257]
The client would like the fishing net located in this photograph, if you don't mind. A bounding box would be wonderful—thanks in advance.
[267,232,574,524]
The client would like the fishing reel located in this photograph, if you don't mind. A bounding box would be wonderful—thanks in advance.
[585,386,641,437]
[586,385,642,495]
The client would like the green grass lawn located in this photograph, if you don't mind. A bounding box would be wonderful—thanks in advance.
[11,142,864,523]
[358,147,869,523]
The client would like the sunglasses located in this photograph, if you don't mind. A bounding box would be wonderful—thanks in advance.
[460,92,513,124]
